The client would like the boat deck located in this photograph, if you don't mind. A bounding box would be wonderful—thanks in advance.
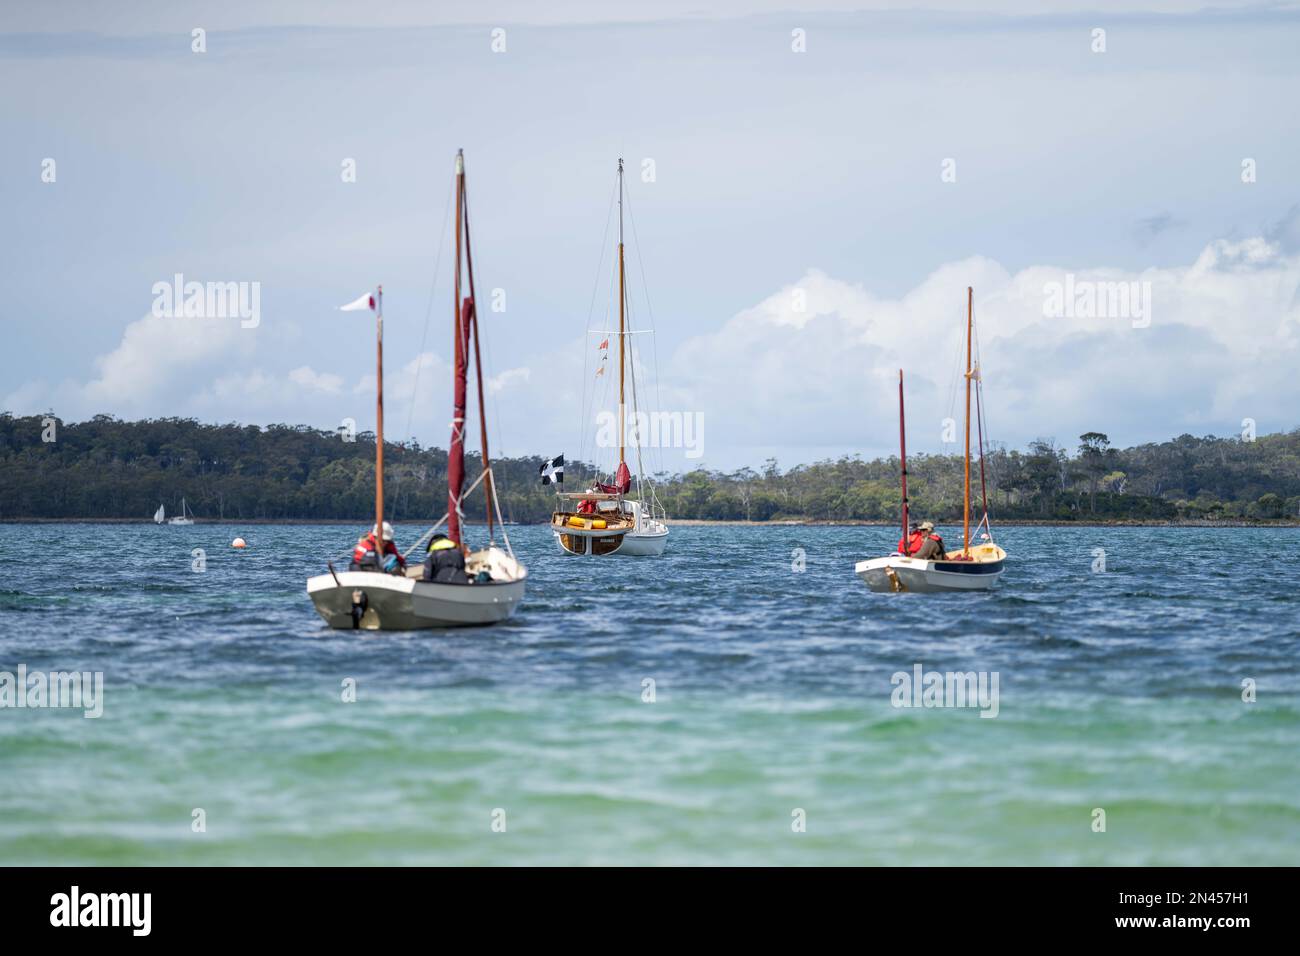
[551,511,636,534]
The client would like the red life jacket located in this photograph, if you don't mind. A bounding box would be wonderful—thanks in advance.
[352,533,404,567]
[897,532,924,554]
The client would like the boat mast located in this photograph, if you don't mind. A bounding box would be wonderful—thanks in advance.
[459,160,494,540]
[376,284,385,546]
[899,370,910,555]
[963,285,972,556]
[976,366,989,521]
[617,157,626,471]
[448,152,468,547]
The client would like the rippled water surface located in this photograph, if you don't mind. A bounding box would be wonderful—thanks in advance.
[1,523,1297,865]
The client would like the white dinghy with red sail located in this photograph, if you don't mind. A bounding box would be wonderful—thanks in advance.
[307,151,526,629]
[856,287,1007,593]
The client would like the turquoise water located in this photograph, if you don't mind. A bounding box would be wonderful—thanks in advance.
[1,523,1297,865]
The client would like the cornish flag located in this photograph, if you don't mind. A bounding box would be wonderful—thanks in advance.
[339,291,376,311]
[540,454,564,485]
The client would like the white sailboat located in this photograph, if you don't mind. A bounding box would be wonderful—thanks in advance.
[153,503,165,524]
[167,498,194,525]
[551,158,669,557]
[856,287,1007,593]
[307,151,527,630]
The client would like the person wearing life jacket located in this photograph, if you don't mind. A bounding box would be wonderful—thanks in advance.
[422,533,470,583]
[350,521,405,573]
[897,521,923,555]
[911,521,947,561]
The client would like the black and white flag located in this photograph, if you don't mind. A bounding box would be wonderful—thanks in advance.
[540,454,564,485]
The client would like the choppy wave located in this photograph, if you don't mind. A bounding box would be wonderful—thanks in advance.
[0,522,1297,864]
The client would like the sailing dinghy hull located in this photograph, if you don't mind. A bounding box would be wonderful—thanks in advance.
[307,548,526,630]
[855,545,1006,593]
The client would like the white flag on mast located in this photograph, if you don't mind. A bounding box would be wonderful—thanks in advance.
[339,292,376,312]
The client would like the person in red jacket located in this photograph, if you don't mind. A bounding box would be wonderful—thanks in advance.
[897,521,923,555]
[350,521,406,573]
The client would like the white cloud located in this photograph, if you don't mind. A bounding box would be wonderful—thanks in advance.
[488,367,529,394]
[3,312,256,420]
[196,364,347,418]
[288,365,344,393]
[7,235,1297,470]
[664,237,1300,463]
[83,312,251,411]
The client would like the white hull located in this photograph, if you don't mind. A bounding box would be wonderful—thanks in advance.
[612,528,669,556]
[855,545,1006,593]
[306,547,526,630]
[167,498,194,524]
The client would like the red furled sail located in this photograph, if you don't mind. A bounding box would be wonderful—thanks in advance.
[447,296,472,545]
[595,462,632,495]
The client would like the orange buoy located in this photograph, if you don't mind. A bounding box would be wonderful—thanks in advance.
[232,537,247,549]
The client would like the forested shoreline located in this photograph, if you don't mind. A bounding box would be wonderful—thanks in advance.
[2,413,1298,524]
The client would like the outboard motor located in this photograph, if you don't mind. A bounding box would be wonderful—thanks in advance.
[350,589,368,629]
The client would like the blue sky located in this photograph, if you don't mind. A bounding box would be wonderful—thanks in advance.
[3,1,1299,472]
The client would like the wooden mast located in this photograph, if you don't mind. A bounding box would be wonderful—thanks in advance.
[617,157,626,469]
[375,284,384,546]
[963,285,972,556]
[899,369,910,555]
[459,160,494,539]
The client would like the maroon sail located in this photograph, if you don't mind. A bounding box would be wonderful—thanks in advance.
[447,296,472,545]
[595,461,633,495]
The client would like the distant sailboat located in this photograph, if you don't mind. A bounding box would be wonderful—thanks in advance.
[550,158,669,557]
[153,503,165,524]
[856,287,1007,592]
[167,498,194,525]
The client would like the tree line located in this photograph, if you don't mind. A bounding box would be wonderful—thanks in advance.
[2,413,1298,522]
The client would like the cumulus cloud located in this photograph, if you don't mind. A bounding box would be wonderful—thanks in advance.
[663,237,1300,464]
[7,235,1297,470]
[0,314,533,439]
[3,311,256,420]
[84,312,251,411]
